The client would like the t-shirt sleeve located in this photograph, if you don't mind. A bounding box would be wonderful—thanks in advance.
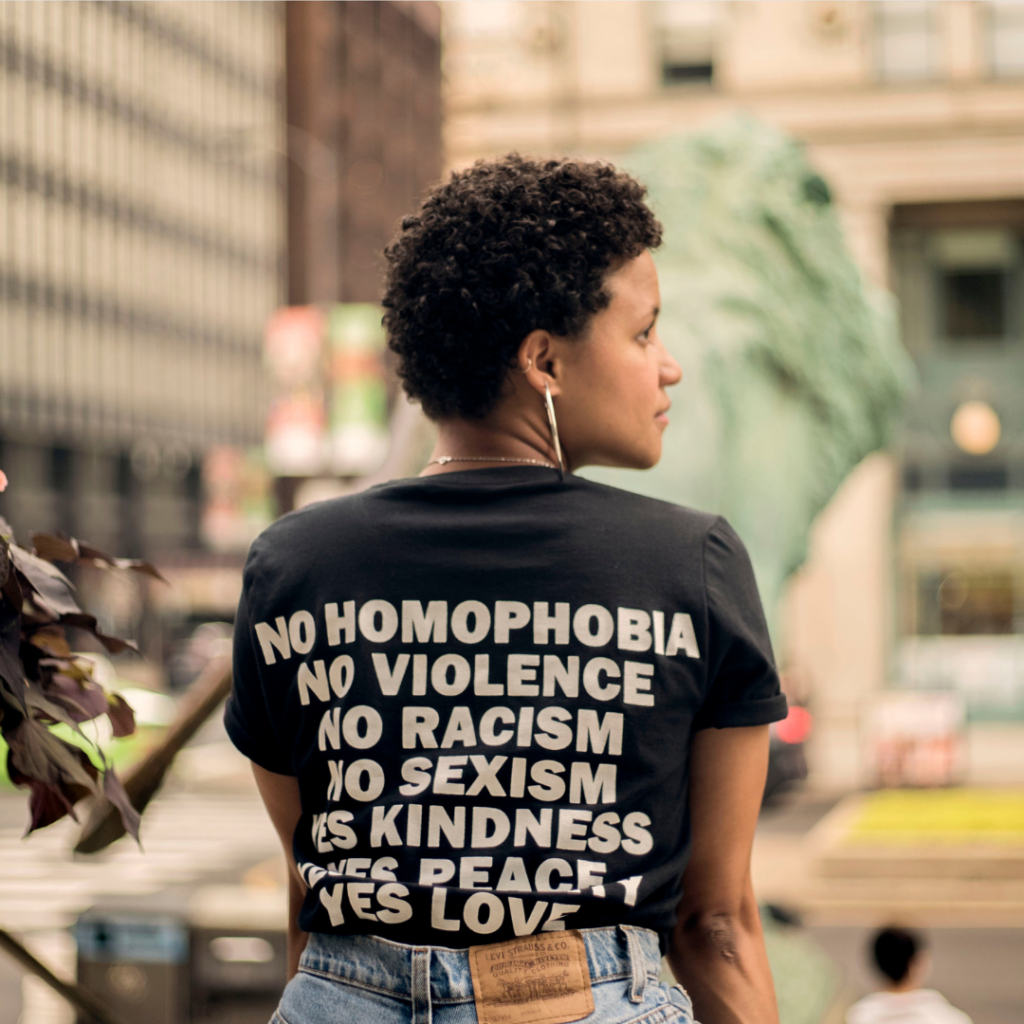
[223,575,295,775]
[694,517,788,730]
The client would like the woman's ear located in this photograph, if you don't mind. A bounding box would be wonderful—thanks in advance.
[518,329,563,397]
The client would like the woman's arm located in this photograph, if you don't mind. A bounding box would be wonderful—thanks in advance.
[251,763,309,979]
[667,724,778,1024]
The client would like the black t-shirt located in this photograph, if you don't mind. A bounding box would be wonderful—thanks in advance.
[225,467,786,947]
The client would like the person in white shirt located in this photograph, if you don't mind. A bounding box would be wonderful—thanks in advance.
[846,926,972,1024]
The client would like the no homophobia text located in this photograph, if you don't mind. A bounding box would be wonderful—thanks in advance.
[248,598,702,939]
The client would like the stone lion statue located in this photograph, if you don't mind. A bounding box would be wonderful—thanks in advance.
[584,115,913,634]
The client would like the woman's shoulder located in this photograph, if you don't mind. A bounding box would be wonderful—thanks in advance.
[244,491,375,573]
[571,474,721,535]
[243,474,727,577]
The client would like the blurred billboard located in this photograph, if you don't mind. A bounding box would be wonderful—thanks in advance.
[263,303,388,480]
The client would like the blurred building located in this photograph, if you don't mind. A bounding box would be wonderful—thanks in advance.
[285,0,442,306]
[275,0,442,511]
[443,0,1024,786]
[0,1,285,558]
[0,0,442,670]
[0,0,443,548]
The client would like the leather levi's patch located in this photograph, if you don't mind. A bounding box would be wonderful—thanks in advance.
[468,930,594,1024]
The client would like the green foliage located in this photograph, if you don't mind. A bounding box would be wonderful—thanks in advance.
[761,908,841,1024]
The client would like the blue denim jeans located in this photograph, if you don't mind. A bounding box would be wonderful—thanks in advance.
[273,926,696,1024]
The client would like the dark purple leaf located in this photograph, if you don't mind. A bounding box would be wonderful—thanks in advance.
[3,529,159,842]
[5,719,100,834]
[18,604,53,629]
[28,625,72,658]
[114,559,166,583]
[58,613,138,655]
[6,717,98,788]
[23,684,90,733]
[76,541,167,583]
[29,533,78,563]
[0,603,26,712]
[101,768,141,844]
[0,562,22,615]
[31,533,168,584]
[11,545,75,590]
[0,679,26,717]
[45,673,96,700]
[66,681,108,721]
[19,778,80,832]
[10,546,80,617]
[34,675,108,723]
[37,656,89,682]
[105,692,136,738]
[17,770,95,832]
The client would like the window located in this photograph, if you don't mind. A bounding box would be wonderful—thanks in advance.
[942,270,1006,339]
[875,1,936,83]
[902,463,923,492]
[891,216,1023,502]
[988,1,1024,78]
[657,1,717,86]
[916,570,1017,635]
[931,229,1018,342]
[948,464,1008,491]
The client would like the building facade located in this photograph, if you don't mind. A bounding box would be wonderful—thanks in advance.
[0,1,443,665]
[285,0,442,307]
[0,1,286,557]
[443,0,1024,786]
[276,0,443,513]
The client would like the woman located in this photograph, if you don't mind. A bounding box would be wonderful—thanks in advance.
[226,155,786,1024]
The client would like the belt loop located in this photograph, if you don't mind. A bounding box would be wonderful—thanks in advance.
[411,946,432,1024]
[620,925,647,1003]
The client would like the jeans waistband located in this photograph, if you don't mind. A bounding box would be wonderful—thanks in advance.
[299,925,662,1005]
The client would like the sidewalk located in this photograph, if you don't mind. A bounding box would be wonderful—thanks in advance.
[752,787,1024,927]
[0,737,279,1024]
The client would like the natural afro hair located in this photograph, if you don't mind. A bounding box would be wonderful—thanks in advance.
[382,154,662,420]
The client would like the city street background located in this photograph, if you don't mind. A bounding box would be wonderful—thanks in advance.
[2,2,1024,1022]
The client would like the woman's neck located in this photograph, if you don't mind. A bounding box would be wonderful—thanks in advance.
[421,410,561,476]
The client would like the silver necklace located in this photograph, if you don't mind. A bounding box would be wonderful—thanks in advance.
[427,455,557,469]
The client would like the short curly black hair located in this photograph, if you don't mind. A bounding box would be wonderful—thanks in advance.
[382,154,662,420]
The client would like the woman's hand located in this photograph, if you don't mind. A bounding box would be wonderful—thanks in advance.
[667,725,779,1024]
[251,763,309,980]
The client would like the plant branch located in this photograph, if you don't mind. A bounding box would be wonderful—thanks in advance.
[0,927,129,1024]
[75,657,233,854]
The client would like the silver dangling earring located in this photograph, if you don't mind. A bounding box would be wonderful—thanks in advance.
[543,381,565,480]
